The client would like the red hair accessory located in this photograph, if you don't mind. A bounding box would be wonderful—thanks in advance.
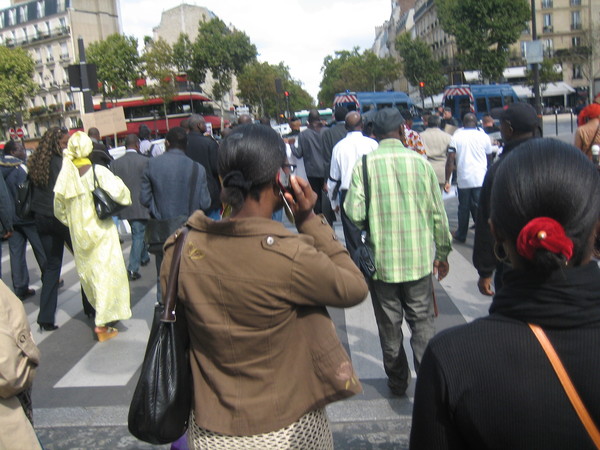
[516,217,573,262]
[577,104,600,126]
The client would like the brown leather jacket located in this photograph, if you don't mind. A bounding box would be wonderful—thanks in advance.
[160,212,368,436]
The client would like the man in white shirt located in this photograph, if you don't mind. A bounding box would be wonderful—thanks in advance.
[444,113,491,243]
[327,111,378,256]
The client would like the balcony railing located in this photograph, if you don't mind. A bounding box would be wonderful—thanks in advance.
[571,23,582,30]
[543,25,554,33]
[5,26,71,47]
[541,0,553,8]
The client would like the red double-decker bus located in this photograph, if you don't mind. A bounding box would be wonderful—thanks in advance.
[93,92,224,137]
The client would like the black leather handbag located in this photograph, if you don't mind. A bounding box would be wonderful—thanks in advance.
[91,165,126,220]
[352,154,376,279]
[15,176,33,221]
[128,227,192,444]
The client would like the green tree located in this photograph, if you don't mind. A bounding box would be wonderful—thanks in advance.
[141,37,178,129]
[172,33,193,75]
[318,48,400,106]
[189,18,256,121]
[0,46,37,129]
[237,61,313,119]
[436,0,530,82]
[395,33,446,98]
[87,34,140,101]
[524,57,562,92]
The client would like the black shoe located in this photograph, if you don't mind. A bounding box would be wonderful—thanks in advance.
[58,278,65,289]
[141,259,150,267]
[127,270,141,281]
[452,232,466,244]
[17,288,36,301]
[38,322,58,331]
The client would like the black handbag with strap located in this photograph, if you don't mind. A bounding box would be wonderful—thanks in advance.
[91,165,127,220]
[352,154,376,278]
[128,227,192,444]
[145,163,199,254]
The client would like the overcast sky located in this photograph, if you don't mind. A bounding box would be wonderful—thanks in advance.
[0,0,393,102]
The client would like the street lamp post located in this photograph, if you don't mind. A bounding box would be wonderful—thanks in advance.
[531,0,542,117]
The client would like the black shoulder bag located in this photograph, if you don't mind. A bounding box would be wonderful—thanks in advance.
[352,154,376,278]
[15,175,33,221]
[91,165,127,220]
[128,227,192,444]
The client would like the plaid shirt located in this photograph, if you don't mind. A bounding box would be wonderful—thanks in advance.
[345,138,452,283]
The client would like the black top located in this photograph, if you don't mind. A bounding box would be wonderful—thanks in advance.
[31,153,62,218]
[186,131,220,211]
[472,137,534,277]
[410,262,600,449]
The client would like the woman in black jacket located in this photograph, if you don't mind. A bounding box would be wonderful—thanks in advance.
[28,128,93,330]
[410,138,600,449]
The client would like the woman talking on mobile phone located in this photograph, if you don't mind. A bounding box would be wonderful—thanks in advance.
[160,124,368,449]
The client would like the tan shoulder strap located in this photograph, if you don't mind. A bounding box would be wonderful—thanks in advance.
[529,323,600,448]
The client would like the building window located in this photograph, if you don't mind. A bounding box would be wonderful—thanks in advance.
[0,14,4,28]
[570,0,581,5]
[541,0,553,8]
[8,9,16,26]
[543,14,553,33]
[37,1,45,18]
[543,38,553,57]
[46,45,53,62]
[572,36,581,47]
[520,41,527,57]
[571,11,581,30]
[573,64,582,79]
[59,17,66,29]
[19,6,27,23]
[60,42,68,59]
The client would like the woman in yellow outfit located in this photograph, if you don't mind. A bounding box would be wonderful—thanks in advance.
[53,131,132,342]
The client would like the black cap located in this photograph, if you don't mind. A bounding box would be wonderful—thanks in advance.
[373,108,405,136]
[498,103,538,133]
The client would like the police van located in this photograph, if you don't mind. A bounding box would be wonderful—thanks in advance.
[333,91,416,115]
[442,84,519,121]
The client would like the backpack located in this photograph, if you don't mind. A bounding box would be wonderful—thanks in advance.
[15,175,33,220]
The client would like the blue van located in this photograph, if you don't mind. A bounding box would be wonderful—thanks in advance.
[333,91,417,115]
[442,84,519,121]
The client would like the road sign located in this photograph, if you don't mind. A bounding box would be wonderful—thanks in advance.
[8,128,16,139]
[16,128,24,138]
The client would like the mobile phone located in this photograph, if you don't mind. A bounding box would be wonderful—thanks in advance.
[277,164,296,200]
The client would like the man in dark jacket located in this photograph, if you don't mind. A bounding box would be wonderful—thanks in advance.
[0,160,13,281]
[111,134,150,281]
[296,109,327,215]
[1,141,46,299]
[140,127,211,300]
[88,127,113,167]
[473,102,538,295]
[185,114,221,219]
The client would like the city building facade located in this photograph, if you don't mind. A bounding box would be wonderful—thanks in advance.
[0,0,120,138]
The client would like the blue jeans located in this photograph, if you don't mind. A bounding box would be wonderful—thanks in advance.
[456,187,481,241]
[369,275,435,394]
[128,220,149,273]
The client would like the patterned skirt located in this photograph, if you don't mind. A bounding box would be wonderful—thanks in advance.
[187,408,334,450]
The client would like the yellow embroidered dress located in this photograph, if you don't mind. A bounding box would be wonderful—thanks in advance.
[53,132,132,327]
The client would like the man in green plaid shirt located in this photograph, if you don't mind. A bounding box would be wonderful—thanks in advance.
[345,108,452,396]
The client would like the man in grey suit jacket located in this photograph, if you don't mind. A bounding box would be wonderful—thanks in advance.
[111,134,151,281]
[140,127,211,298]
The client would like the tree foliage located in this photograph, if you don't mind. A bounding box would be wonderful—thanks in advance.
[436,0,530,81]
[189,18,257,101]
[172,33,193,74]
[395,33,446,97]
[524,58,562,91]
[318,48,401,106]
[0,46,37,117]
[141,38,178,126]
[237,61,313,118]
[87,34,140,101]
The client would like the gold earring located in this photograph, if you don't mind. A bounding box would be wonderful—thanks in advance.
[494,242,508,262]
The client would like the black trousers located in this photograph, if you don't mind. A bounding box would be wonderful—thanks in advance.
[35,214,94,324]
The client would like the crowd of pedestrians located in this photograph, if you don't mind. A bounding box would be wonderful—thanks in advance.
[1,96,599,448]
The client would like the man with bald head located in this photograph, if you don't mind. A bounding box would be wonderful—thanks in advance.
[444,112,491,243]
[327,112,378,256]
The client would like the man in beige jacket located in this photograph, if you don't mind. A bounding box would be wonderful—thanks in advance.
[420,115,452,190]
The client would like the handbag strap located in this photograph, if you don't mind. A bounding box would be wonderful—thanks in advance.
[188,163,199,215]
[161,227,189,323]
[528,323,600,447]
[361,154,370,234]
[92,164,99,188]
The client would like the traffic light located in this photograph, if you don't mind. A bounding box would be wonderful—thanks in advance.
[284,91,289,97]
[419,81,425,88]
